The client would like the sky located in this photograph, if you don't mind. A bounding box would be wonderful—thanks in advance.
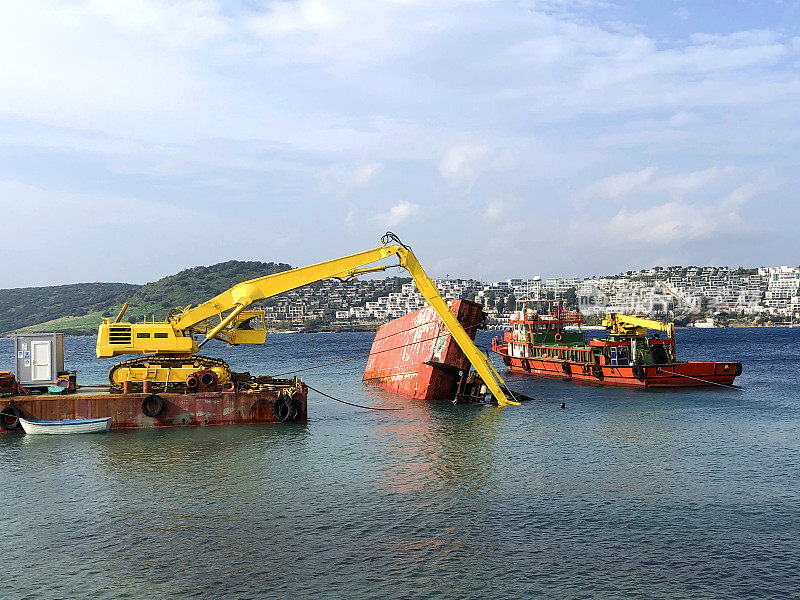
[1,0,799,287]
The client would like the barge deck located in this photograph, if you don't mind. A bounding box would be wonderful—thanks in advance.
[0,378,307,432]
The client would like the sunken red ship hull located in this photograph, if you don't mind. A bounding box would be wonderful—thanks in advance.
[363,300,485,400]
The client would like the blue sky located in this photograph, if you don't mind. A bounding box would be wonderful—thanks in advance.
[1,0,798,287]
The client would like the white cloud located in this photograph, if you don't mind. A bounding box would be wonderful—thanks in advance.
[721,182,758,209]
[483,199,506,221]
[669,111,699,126]
[0,1,798,284]
[674,7,690,21]
[0,179,298,286]
[575,167,657,204]
[346,200,422,232]
[249,0,344,36]
[654,166,735,198]
[439,143,489,187]
[319,162,384,194]
[379,201,421,227]
[605,180,757,244]
[607,202,720,243]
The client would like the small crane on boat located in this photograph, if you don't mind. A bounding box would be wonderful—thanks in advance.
[601,313,676,339]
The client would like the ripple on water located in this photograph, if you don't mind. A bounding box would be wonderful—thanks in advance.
[0,329,799,599]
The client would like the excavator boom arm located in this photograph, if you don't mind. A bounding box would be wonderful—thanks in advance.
[147,238,516,406]
[173,246,400,331]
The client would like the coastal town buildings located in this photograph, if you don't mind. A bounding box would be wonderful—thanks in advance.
[255,265,800,328]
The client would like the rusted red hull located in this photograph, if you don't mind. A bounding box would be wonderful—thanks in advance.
[0,382,307,433]
[494,343,739,387]
[363,300,484,400]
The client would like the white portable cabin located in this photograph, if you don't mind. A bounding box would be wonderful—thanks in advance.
[13,333,65,387]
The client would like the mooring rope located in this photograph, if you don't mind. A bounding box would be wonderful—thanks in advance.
[306,384,408,411]
[664,370,741,390]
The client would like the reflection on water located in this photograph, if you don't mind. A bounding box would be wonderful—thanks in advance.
[0,329,799,599]
[373,398,503,495]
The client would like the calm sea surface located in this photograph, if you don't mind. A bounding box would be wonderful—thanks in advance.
[1,328,798,599]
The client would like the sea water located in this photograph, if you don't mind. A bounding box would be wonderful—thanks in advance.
[0,328,798,599]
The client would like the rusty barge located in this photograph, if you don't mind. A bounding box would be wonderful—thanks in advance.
[0,374,307,433]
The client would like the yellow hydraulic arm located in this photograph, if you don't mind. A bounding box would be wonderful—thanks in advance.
[97,233,518,406]
[602,312,675,339]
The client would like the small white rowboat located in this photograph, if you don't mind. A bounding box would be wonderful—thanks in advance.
[19,416,112,435]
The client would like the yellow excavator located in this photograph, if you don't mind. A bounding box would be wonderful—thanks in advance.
[97,233,518,406]
[602,313,676,339]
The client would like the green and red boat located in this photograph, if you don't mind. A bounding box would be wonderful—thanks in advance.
[491,306,742,388]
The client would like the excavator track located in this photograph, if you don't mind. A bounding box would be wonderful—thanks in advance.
[109,355,232,393]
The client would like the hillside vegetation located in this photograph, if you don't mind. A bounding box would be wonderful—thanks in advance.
[0,283,138,335]
[1,260,292,335]
[121,260,292,322]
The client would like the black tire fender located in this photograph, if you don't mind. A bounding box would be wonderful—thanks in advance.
[287,396,301,422]
[141,394,166,418]
[561,361,571,375]
[592,364,603,379]
[272,393,292,423]
[632,365,645,380]
[735,363,743,376]
[502,355,511,367]
[0,405,23,431]
[521,358,531,372]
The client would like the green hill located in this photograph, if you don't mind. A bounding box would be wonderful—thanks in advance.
[0,283,139,335]
[1,260,292,336]
[121,260,292,322]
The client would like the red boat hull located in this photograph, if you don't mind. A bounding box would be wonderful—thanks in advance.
[493,344,739,388]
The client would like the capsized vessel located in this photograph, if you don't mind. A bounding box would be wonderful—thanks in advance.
[491,306,742,387]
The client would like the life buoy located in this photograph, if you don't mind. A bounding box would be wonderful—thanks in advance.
[502,355,511,367]
[55,377,71,390]
[0,406,22,431]
[562,361,571,375]
[520,358,531,372]
[554,333,562,341]
[141,394,166,418]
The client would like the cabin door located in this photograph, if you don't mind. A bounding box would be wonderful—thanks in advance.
[31,340,52,382]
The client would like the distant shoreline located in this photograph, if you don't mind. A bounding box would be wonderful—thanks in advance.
[3,323,797,339]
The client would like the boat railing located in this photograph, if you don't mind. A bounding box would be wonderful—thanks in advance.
[510,311,584,324]
[516,344,592,363]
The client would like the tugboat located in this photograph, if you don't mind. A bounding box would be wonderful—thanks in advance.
[491,305,742,387]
